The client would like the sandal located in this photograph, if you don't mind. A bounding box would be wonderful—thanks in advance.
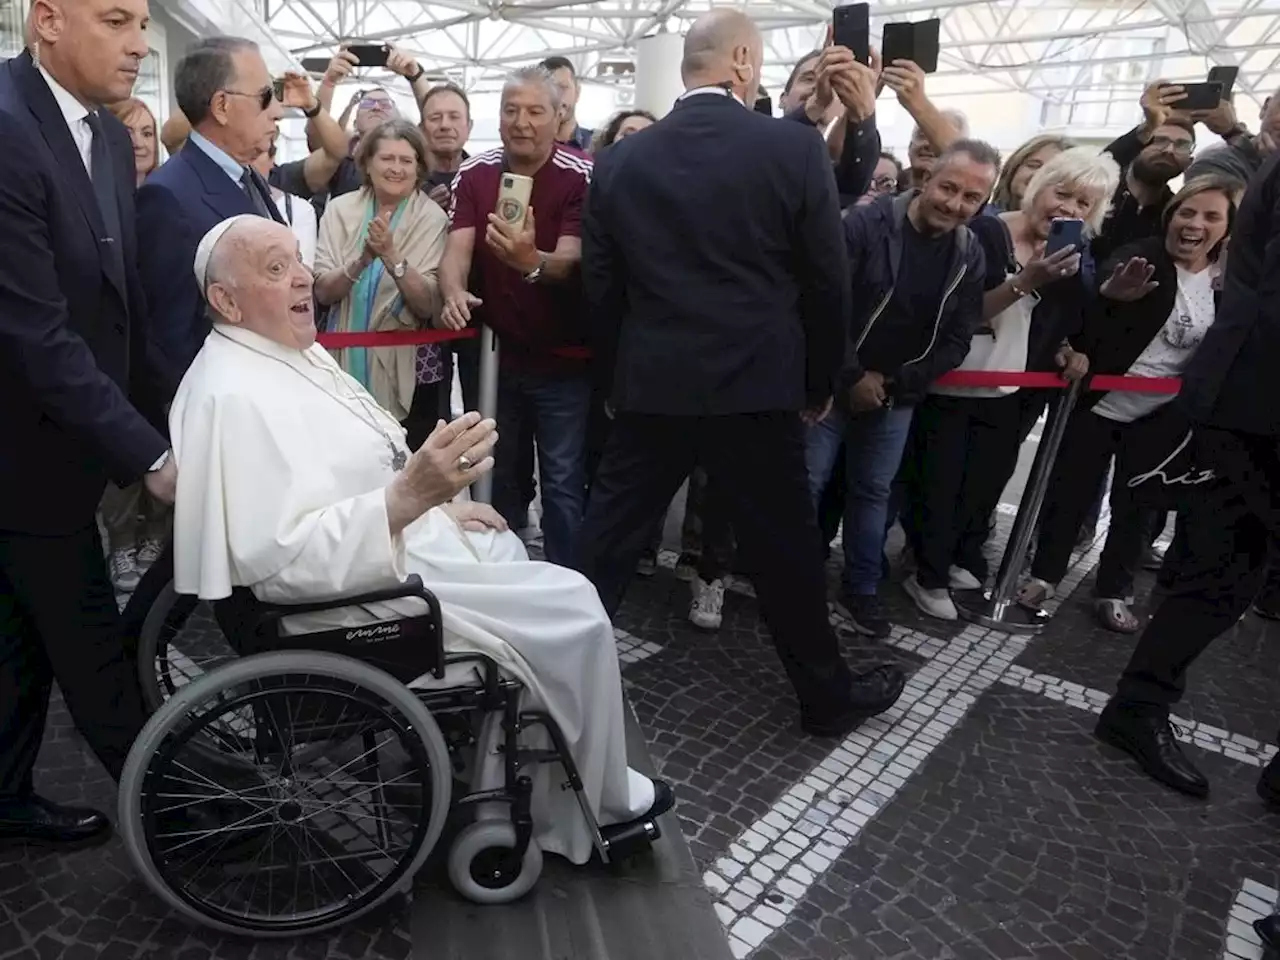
[1016,577,1055,609]
[1094,598,1141,634]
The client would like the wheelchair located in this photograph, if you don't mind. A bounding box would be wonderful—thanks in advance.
[120,558,664,938]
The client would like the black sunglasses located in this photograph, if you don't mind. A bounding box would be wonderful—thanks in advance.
[223,83,279,111]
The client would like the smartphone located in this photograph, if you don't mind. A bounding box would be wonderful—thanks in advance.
[832,3,871,65]
[271,77,285,102]
[1045,218,1084,258]
[883,18,942,74]
[1177,81,1224,111]
[880,22,915,69]
[495,173,534,227]
[1207,65,1239,99]
[347,43,390,68]
[299,56,330,75]
[754,92,773,116]
[912,18,941,74]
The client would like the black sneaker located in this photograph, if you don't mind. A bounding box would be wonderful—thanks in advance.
[837,592,891,639]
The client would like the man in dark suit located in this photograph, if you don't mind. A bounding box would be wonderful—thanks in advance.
[578,8,905,737]
[0,0,178,844]
[1095,155,1280,800]
[138,36,285,374]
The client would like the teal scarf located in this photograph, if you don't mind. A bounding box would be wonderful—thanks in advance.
[346,195,409,388]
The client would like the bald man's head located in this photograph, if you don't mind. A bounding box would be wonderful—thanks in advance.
[680,8,764,105]
[204,218,317,350]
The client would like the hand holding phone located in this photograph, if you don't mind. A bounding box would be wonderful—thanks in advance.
[1044,217,1085,258]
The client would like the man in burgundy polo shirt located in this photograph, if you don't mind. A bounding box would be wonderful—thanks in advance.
[437,64,593,568]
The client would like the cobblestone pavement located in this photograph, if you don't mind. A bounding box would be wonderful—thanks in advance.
[8,512,1280,960]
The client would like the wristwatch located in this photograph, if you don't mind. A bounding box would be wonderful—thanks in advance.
[302,101,321,119]
[391,259,407,279]
[522,256,545,284]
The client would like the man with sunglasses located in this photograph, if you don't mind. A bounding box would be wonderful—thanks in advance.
[135,36,291,377]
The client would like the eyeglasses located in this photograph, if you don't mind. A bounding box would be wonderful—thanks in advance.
[871,176,898,193]
[223,86,276,111]
[1149,135,1194,155]
[360,96,392,110]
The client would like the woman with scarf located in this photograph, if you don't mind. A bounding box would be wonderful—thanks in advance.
[314,119,449,447]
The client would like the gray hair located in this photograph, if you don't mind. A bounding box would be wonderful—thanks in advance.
[176,36,259,128]
[502,65,563,113]
[934,138,1003,176]
[913,109,969,141]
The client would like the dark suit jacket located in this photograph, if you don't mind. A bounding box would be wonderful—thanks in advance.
[1179,152,1280,436]
[582,92,849,415]
[0,52,170,535]
[137,139,282,373]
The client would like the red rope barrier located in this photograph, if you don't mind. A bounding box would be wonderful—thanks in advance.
[314,329,1179,394]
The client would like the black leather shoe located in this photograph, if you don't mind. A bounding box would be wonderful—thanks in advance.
[1258,752,1280,808]
[1256,914,1280,950]
[644,779,675,820]
[0,795,111,846]
[1095,701,1209,798]
[801,664,907,738]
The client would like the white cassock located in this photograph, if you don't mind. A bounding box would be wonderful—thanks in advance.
[169,323,654,864]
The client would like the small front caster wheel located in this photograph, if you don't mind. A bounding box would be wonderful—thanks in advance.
[447,820,543,905]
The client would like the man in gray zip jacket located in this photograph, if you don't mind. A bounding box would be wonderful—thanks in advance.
[804,139,996,639]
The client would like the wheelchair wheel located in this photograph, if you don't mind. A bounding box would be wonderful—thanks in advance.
[137,579,237,713]
[447,820,543,905]
[119,650,453,937]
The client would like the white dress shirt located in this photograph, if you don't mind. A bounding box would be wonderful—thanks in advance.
[38,65,94,176]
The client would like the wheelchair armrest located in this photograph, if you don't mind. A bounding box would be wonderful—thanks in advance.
[254,575,438,618]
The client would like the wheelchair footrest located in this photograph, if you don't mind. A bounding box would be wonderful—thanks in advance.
[599,817,661,861]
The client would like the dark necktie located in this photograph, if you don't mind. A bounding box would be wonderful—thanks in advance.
[83,112,123,266]
[240,167,275,220]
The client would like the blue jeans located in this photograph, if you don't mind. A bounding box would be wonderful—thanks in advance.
[805,405,915,595]
[492,371,591,567]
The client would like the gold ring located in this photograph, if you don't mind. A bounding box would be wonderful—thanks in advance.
[458,454,473,471]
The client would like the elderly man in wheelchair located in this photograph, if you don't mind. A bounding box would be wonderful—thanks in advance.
[118,215,674,937]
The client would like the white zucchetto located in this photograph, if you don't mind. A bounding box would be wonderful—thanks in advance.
[193,215,259,299]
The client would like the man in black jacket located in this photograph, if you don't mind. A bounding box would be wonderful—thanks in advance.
[578,7,905,737]
[1094,153,1280,801]
[0,0,177,845]
[806,140,995,637]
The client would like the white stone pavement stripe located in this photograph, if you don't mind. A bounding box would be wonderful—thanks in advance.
[710,518,1121,957]
[1224,879,1278,960]
[708,624,1031,957]
[996,665,1279,769]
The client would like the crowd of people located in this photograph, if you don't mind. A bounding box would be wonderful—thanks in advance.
[2,0,1280,934]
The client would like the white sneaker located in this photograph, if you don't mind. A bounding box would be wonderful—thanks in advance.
[109,546,140,593]
[903,573,958,621]
[948,566,982,590]
[689,577,725,630]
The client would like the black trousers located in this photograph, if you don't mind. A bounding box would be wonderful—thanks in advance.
[0,524,147,797]
[1030,405,1173,599]
[578,412,851,714]
[906,393,1025,590]
[1116,427,1280,708]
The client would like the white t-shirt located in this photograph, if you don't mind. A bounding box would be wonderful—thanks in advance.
[271,189,318,269]
[1093,264,1216,423]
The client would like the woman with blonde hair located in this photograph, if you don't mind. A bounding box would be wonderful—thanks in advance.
[901,147,1120,621]
[989,133,1076,212]
[314,119,449,441]
[107,97,159,185]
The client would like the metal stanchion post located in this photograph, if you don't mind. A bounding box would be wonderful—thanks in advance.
[471,325,499,504]
[954,378,1084,634]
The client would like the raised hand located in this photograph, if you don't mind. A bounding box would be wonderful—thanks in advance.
[1100,257,1159,302]
[386,412,498,533]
